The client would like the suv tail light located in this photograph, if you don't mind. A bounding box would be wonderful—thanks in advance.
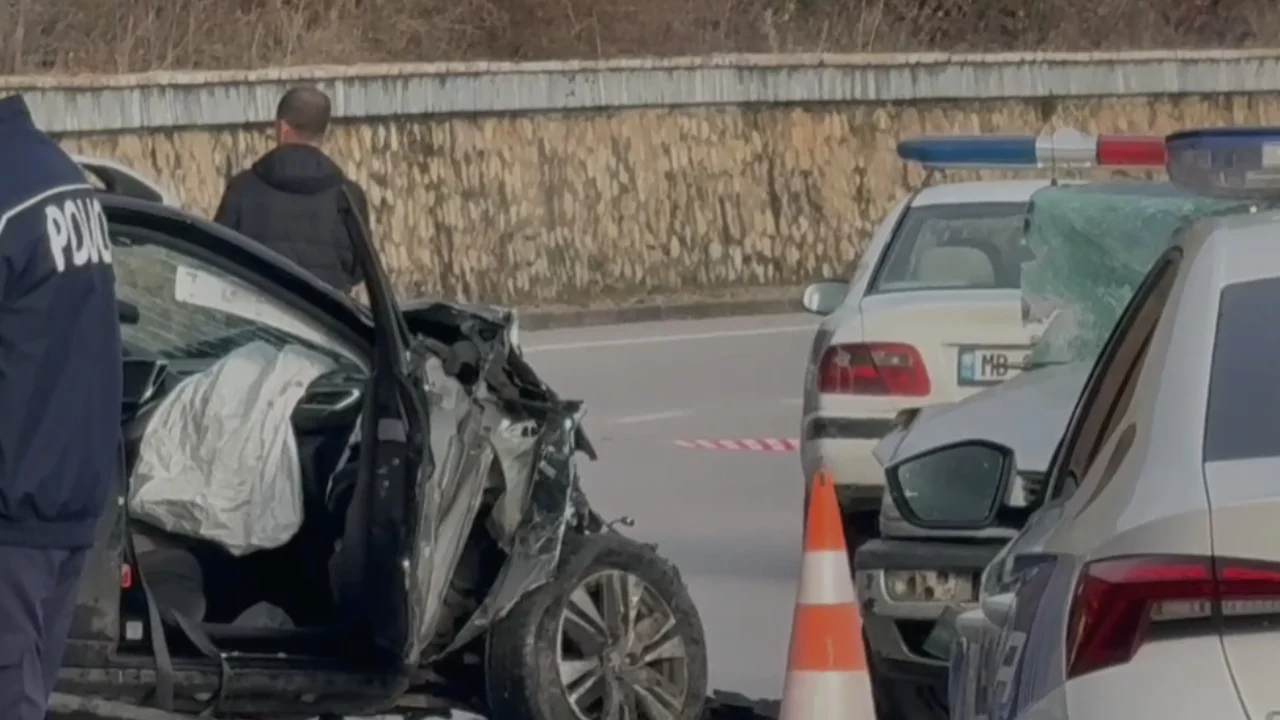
[817,342,930,397]
[1066,554,1280,679]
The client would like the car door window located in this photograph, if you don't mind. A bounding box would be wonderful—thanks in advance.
[112,229,365,373]
[1048,249,1181,500]
[1203,276,1280,461]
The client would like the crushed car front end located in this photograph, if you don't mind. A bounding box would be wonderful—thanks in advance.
[398,299,708,720]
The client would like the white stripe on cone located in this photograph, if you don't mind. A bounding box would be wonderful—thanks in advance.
[796,550,857,605]
[781,670,877,720]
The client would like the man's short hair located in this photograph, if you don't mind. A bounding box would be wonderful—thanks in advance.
[276,86,332,140]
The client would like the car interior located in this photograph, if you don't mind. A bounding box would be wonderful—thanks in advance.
[883,216,1027,291]
[104,217,524,669]
[119,343,373,657]
[91,183,447,672]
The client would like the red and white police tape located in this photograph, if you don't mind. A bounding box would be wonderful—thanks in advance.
[674,438,801,452]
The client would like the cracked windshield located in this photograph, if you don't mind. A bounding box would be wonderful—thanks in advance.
[1020,183,1249,371]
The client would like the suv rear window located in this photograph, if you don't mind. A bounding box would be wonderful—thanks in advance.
[869,202,1029,293]
[1205,277,1280,462]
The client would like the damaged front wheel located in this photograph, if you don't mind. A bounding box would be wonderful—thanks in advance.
[484,533,708,720]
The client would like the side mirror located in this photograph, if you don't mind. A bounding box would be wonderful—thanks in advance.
[801,281,849,316]
[885,440,1015,531]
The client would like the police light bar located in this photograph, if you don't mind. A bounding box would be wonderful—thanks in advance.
[1166,128,1280,198]
[896,129,1167,170]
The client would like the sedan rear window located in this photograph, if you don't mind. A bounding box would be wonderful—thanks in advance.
[1205,277,1280,462]
[869,202,1029,293]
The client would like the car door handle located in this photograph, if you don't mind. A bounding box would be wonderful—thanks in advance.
[981,592,1016,626]
[955,607,986,643]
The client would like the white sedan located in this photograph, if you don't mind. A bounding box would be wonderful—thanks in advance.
[800,178,1046,537]
[799,130,1167,544]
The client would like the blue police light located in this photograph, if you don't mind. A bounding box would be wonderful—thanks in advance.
[896,136,1042,168]
[1166,128,1280,198]
[896,129,1166,170]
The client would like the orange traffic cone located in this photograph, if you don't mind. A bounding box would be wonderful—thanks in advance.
[780,469,877,720]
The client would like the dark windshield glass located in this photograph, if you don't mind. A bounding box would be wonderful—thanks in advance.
[869,202,1028,293]
[1205,276,1280,462]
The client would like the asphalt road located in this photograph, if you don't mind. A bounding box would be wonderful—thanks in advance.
[523,312,820,698]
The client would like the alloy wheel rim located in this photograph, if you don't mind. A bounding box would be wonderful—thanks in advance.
[555,569,690,720]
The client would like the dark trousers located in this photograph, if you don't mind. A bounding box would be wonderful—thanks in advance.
[0,546,87,720]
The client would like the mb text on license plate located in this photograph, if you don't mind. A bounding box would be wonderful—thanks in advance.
[957,346,1028,386]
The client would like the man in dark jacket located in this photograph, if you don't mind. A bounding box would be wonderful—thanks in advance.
[0,95,123,719]
[214,86,368,293]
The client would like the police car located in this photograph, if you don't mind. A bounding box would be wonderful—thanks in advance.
[881,127,1280,720]
[861,175,1234,720]
[798,130,1167,542]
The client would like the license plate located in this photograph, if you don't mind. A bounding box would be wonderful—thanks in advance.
[957,346,1027,386]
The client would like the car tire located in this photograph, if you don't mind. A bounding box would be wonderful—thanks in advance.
[484,532,708,720]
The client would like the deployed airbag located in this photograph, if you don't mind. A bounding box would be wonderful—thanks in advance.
[130,341,337,556]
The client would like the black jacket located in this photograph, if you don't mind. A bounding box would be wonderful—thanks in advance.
[214,144,368,292]
[0,95,123,548]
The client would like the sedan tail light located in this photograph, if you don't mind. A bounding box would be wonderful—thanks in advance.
[1066,554,1280,679]
[817,342,930,397]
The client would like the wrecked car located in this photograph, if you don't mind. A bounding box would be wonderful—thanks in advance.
[58,185,707,720]
[851,180,1251,720]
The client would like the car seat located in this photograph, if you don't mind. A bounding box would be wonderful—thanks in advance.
[914,246,996,287]
[132,523,207,622]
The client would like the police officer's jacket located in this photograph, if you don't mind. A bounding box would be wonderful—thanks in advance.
[0,96,123,548]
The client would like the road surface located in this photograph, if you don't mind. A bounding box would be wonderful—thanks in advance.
[523,312,819,698]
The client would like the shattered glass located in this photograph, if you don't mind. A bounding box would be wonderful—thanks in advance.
[1021,182,1251,368]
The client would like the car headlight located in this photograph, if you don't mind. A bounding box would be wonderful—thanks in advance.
[884,570,977,604]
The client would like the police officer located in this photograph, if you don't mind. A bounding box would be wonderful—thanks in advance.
[0,95,123,718]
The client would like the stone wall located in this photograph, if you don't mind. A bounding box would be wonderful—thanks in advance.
[16,52,1280,306]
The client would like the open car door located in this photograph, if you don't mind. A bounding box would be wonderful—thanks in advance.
[327,189,433,666]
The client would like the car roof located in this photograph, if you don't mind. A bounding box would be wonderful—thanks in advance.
[1045,180,1184,198]
[1195,208,1280,285]
[911,179,1054,207]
